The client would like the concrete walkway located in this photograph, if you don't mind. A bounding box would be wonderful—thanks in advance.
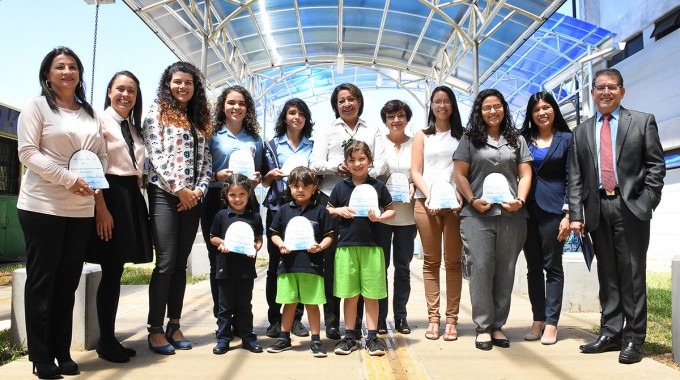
[0,259,677,379]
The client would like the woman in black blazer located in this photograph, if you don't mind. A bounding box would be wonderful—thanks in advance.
[520,92,571,345]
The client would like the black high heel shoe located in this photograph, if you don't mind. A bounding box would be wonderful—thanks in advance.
[56,357,79,375]
[165,322,192,350]
[32,361,61,379]
[147,326,175,355]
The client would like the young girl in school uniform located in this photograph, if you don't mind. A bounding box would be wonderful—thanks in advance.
[266,167,334,357]
[209,174,264,355]
[327,140,396,356]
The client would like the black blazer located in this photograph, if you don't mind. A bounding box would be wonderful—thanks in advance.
[528,130,571,215]
[568,107,665,231]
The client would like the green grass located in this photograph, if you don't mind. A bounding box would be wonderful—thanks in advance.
[121,264,207,285]
[0,328,27,366]
[646,272,672,356]
[0,262,207,286]
[586,272,673,367]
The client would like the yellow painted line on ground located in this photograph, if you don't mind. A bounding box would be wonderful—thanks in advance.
[360,322,430,380]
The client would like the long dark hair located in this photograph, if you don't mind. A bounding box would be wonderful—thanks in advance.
[274,98,314,138]
[214,85,260,138]
[520,91,570,143]
[330,83,364,119]
[104,70,143,136]
[38,46,94,117]
[467,88,519,149]
[156,61,212,138]
[424,86,464,139]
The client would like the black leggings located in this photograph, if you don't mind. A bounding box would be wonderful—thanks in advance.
[97,261,125,341]
[147,184,201,326]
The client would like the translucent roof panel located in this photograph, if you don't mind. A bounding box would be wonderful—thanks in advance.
[483,13,614,115]
[122,1,614,119]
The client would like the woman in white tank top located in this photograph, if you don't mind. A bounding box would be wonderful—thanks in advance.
[411,86,465,342]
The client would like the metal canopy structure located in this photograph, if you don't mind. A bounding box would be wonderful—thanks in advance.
[121,0,614,120]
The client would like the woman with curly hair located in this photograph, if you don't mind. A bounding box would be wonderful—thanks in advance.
[261,98,315,339]
[453,89,532,351]
[199,86,263,336]
[144,61,212,355]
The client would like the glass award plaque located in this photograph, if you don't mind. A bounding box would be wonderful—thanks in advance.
[480,173,513,203]
[428,180,459,209]
[68,150,109,189]
[223,221,256,255]
[283,216,317,250]
[280,155,309,176]
[385,173,410,203]
[228,150,256,179]
[348,184,380,217]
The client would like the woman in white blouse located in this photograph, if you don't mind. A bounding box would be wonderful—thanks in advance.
[17,47,106,379]
[87,71,153,363]
[411,86,465,342]
[144,61,212,355]
[377,100,417,335]
[309,83,387,338]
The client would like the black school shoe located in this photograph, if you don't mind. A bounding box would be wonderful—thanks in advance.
[242,341,263,353]
[213,341,229,355]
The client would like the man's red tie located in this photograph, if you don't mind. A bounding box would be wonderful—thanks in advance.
[600,114,616,192]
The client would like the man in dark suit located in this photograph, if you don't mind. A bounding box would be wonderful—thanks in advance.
[568,68,666,364]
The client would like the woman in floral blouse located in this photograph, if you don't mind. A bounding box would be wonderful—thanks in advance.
[143,61,212,355]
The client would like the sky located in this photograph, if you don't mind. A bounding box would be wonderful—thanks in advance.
[0,0,176,112]
[0,0,574,137]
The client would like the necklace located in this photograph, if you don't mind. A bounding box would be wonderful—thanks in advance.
[341,124,359,148]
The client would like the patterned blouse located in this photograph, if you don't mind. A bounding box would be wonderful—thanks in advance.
[142,103,212,195]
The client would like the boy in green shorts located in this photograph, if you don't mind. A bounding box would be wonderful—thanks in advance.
[267,167,334,357]
[327,141,396,356]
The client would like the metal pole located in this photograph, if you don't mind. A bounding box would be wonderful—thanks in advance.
[200,0,210,77]
[472,39,479,99]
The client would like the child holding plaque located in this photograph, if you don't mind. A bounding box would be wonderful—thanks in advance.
[327,141,396,356]
[266,167,334,357]
[209,174,264,355]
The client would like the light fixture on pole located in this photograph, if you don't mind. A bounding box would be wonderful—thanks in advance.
[336,53,345,74]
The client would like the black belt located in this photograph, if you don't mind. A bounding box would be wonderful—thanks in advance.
[599,188,620,198]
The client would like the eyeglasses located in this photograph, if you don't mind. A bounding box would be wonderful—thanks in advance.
[593,84,622,92]
[481,104,503,112]
[433,99,452,106]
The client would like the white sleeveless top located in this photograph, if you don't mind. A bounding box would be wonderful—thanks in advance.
[415,130,459,199]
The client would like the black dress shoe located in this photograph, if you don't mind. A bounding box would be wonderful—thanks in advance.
[619,342,643,364]
[242,341,263,353]
[57,358,79,375]
[492,337,510,348]
[475,335,493,351]
[579,335,622,353]
[326,327,341,340]
[96,340,130,363]
[213,341,229,355]
[117,341,136,357]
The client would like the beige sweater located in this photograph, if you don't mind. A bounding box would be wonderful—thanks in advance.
[17,96,107,217]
